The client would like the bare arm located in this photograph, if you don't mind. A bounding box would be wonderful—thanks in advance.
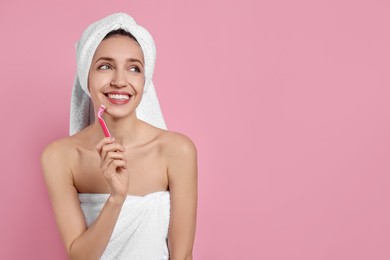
[41,138,128,260]
[167,135,198,260]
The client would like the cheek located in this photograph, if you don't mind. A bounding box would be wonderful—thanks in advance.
[140,77,146,88]
[128,75,145,90]
[137,75,146,88]
[87,71,97,92]
[88,72,107,91]
[87,77,103,102]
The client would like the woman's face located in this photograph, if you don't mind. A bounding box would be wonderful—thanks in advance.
[88,35,145,118]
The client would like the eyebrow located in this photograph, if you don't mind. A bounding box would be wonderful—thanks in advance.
[96,57,144,66]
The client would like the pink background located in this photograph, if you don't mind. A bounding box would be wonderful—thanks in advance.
[1,1,389,259]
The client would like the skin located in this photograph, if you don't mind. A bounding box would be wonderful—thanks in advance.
[41,35,197,260]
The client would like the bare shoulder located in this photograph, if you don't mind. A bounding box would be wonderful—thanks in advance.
[41,137,77,161]
[41,136,78,175]
[159,131,197,158]
[158,130,197,185]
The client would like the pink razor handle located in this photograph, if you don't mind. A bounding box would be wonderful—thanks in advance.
[97,105,111,138]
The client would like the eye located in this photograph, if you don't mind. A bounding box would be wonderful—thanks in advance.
[129,66,141,73]
[98,64,112,70]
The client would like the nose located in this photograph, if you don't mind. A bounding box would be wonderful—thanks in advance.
[110,70,127,88]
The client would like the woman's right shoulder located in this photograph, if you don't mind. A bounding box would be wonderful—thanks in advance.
[41,136,78,168]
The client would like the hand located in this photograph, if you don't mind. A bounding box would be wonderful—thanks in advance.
[96,137,129,201]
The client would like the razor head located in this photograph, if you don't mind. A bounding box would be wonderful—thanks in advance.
[97,104,111,138]
[98,105,106,118]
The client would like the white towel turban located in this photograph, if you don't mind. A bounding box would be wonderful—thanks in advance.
[70,13,167,135]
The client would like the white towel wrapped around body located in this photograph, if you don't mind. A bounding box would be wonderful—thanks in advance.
[79,191,170,260]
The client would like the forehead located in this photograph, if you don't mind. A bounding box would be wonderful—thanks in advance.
[93,35,144,63]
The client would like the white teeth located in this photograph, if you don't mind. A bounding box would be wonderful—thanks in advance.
[108,94,130,100]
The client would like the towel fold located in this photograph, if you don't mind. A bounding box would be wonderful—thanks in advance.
[79,191,170,260]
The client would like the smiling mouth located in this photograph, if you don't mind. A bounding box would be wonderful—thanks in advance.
[106,93,131,100]
[104,92,133,104]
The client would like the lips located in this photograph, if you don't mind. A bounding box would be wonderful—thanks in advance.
[104,91,132,105]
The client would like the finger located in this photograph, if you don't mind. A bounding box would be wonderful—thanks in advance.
[103,143,126,152]
[101,143,126,162]
[103,159,128,178]
[96,137,115,154]
[100,151,126,169]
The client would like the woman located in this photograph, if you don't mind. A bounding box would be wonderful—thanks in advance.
[41,13,197,260]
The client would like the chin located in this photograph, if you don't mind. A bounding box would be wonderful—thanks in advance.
[107,108,136,119]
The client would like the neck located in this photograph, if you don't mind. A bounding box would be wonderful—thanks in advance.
[95,112,142,146]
